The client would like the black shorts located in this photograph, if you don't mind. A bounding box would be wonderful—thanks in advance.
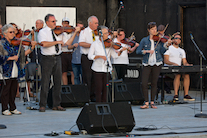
[61,52,73,73]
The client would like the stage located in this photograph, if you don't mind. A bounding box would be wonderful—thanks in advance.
[0,90,207,138]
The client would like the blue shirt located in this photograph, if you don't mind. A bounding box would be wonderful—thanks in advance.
[136,35,167,64]
[72,35,81,64]
[0,38,25,78]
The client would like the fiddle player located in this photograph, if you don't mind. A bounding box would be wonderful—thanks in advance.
[69,21,84,84]
[0,24,37,115]
[28,19,44,63]
[136,22,171,109]
[88,26,126,102]
[38,14,80,112]
[164,33,195,101]
[59,17,79,85]
[111,28,139,80]
[79,15,99,102]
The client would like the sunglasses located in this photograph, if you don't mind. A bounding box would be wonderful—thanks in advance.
[148,22,156,26]
[174,38,181,40]
[50,20,57,23]
[9,31,15,34]
[118,34,124,36]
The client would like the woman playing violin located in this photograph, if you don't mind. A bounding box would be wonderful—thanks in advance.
[88,26,126,102]
[111,28,139,80]
[0,24,37,115]
[136,22,171,109]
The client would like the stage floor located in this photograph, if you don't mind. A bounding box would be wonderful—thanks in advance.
[0,90,207,138]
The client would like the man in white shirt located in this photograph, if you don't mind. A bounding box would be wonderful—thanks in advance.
[164,33,195,101]
[38,14,78,112]
[79,15,99,102]
[59,17,80,85]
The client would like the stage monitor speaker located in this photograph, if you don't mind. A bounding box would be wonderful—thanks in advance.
[109,82,144,104]
[47,84,90,108]
[76,102,135,134]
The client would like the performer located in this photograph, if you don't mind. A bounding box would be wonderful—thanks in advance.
[79,15,99,102]
[0,24,37,115]
[70,21,84,84]
[164,33,195,101]
[136,22,171,109]
[38,14,79,112]
[59,17,75,85]
[111,28,139,80]
[29,19,44,63]
[88,26,126,102]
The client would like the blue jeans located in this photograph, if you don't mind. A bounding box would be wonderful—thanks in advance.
[72,63,82,85]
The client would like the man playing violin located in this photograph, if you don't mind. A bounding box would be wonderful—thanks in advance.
[59,17,80,85]
[38,14,80,112]
[88,26,126,102]
[79,15,99,102]
[111,28,139,80]
[164,33,195,101]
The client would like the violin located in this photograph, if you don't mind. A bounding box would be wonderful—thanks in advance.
[53,25,75,35]
[153,33,170,43]
[120,32,136,47]
[104,38,122,50]
[16,29,32,38]
[11,37,43,46]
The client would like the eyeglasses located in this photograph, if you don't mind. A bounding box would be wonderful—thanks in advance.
[174,38,181,40]
[118,34,124,36]
[49,20,57,23]
[148,22,156,26]
[9,31,15,34]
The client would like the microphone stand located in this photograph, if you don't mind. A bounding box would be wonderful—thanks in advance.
[110,2,123,103]
[100,32,111,103]
[190,33,207,118]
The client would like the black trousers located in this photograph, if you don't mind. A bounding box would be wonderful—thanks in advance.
[113,64,127,80]
[1,78,18,112]
[142,65,161,102]
[40,55,62,108]
[81,54,95,99]
[93,71,108,102]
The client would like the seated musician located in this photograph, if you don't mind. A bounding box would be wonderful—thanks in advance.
[164,33,195,101]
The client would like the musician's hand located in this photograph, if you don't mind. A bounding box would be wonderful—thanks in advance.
[185,63,193,66]
[148,50,154,54]
[57,41,64,46]
[31,30,34,35]
[75,26,81,33]
[8,55,18,62]
[173,63,179,66]
[135,43,139,47]
[73,43,78,48]
[96,55,106,61]
[31,41,37,49]
[167,39,172,47]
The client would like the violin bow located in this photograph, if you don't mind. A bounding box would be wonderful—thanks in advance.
[154,23,169,50]
[17,24,26,57]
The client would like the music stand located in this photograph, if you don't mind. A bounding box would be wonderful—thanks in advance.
[190,33,207,118]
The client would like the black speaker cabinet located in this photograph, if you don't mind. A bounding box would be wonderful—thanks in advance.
[76,102,135,134]
[47,84,90,108]
[109,82,144,105]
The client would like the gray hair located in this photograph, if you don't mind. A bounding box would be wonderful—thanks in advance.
[36,19,44,24]
[99,26,108,31]
[2,24,14,37]
[87,15,98,25]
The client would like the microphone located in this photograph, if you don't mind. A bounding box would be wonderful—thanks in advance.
[32,26,35,30]
[189,31,193,40]
[120,1,124,9]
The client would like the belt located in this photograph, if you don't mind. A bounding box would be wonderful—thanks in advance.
[62,52,72,54]
[43,54,60,57]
